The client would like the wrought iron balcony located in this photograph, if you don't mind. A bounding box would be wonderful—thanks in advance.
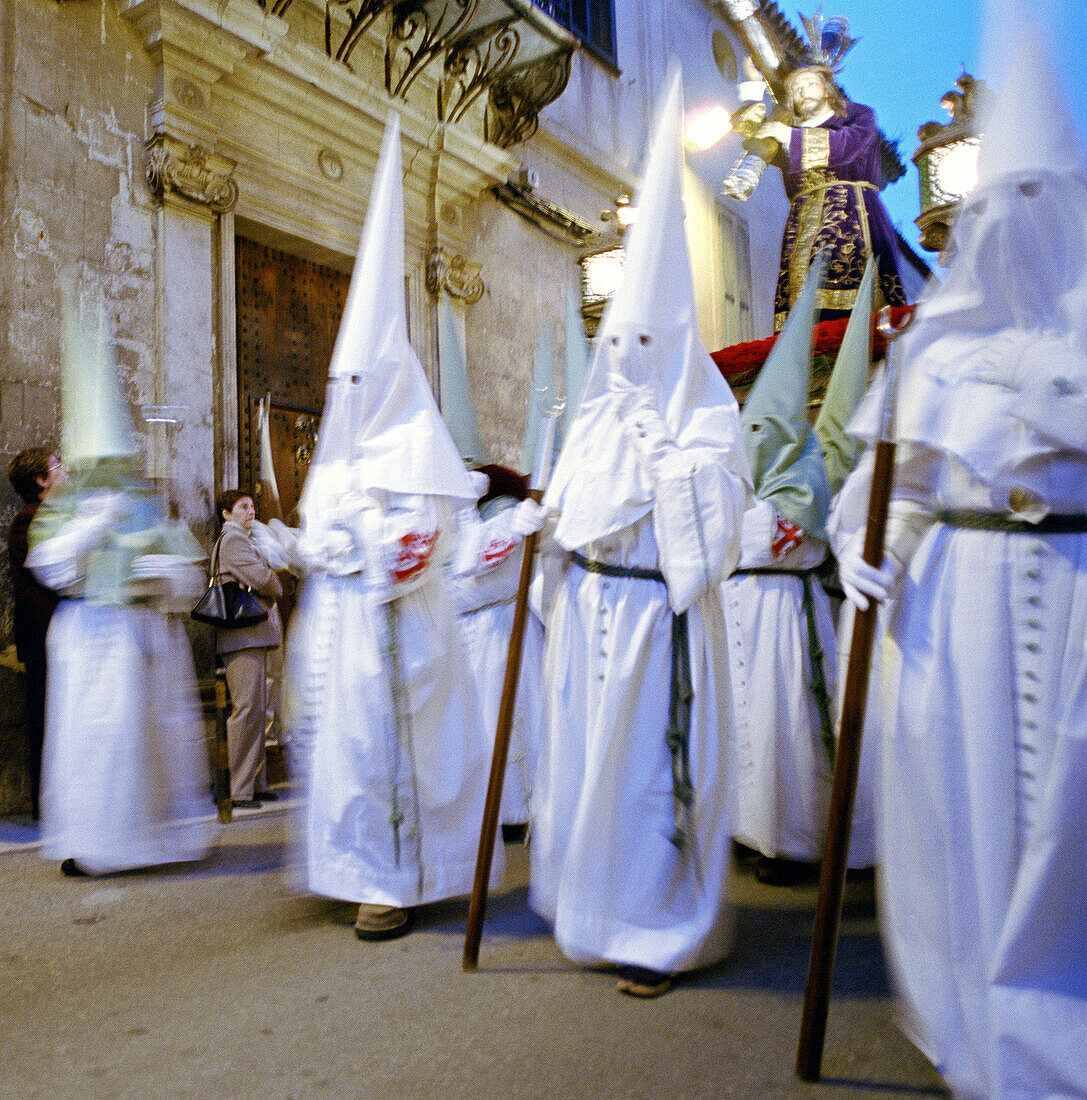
[313,0,576,147]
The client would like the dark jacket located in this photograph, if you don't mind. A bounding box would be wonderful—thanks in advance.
[8,500,58,662]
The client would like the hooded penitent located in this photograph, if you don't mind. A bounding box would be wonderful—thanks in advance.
[40,282,201,603]
[546,74,750,548]
[853,24,1087,492]
[741,253,831,538]
[848,18,1087,1100]
[814,256,876,497]
[298,112,475,528]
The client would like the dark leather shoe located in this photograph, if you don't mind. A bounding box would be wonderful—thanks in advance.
[354,904,414,941]
[231,799,262,810]
[61,858,87,877]
[255,790,279,802]
[616,965,672,998]
[754,855,816,886]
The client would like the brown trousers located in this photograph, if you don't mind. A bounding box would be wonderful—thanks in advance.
[223,647,270,800]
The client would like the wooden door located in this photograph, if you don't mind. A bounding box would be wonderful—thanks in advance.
[235,237,351,521]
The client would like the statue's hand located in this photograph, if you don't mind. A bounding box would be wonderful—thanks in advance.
[754,120,791,146]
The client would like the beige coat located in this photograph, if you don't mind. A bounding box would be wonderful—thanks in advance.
[213,520,283,654]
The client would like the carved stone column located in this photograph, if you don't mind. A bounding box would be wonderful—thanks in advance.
[145,136,239,532]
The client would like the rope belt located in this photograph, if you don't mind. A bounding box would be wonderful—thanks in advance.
[938,511,1087,534]
[731,566,835,765]
[794,177,877,201]
[571,550,694,850]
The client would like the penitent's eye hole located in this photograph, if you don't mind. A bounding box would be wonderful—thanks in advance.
[610,335,621,347]
[639,334,652,346]
[1019,179,1041,197]
[967,198,987,216]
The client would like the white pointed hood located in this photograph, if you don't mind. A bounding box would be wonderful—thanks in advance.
[546,73,750,549]
[815,257,875,495]
[437,294,487,465]
[560,282,590,454]
[60,280,141,471]
[299,112,475,525]
[257,395,284,522]
[521,318,555,474]
[975,20,1084,188]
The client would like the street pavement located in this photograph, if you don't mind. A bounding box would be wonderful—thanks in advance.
[0,801,949,1100]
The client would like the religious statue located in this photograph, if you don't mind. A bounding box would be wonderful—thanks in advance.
[720,8,908,330]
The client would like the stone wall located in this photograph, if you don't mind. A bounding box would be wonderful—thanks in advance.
[462,200,584,470]
[0,0,161,812]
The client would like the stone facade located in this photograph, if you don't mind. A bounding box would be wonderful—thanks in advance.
[0,0,782,811]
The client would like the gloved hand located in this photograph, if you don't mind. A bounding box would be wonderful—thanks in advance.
[294,526,354,573]
[509,498,546,537]
[468,470,490,500]
[836,535,900,611]
[69,491,128,551]
[250,520,290,571]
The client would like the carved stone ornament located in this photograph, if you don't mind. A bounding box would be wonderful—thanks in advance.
[171,78,206,111]
[317,147,345,181]
[425,246,484,303]
[145,133,239,214]
[485,46,573,148]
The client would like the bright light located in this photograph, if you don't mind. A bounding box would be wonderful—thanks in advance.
[581,247,625,305]
[686,106,732,151]
[926,136,981,205]
[614,194,637,230]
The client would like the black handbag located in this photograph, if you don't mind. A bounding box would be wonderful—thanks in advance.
[191,534,270,629]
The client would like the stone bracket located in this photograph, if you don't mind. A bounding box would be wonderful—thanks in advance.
[146,133,239,213]
[425,246,484,303]
[485,45,572,148]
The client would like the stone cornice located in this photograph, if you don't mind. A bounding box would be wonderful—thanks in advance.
[119,0,521,249]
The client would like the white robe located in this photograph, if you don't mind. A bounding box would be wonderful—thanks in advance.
[449,508,543,826]
[287,491,500,907]
[721,499,836,861]
[832,334,1087,1099]
[41,603,214,874]
[532,457,747,975]
[26,490,214,876]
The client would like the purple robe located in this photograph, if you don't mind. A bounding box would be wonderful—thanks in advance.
[773,102,907,331]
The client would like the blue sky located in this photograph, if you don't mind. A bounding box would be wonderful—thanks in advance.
[823,0,1087,254]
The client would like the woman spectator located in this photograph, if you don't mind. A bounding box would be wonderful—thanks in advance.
[214,490,282,808]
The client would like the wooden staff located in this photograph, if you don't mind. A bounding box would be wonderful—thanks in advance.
[795,305,915,1081]
[213,663,233,824]
[463,409,558,971]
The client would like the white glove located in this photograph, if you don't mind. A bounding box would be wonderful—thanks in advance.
[66,491,128,550]
[509,498,545,537]
[25,492,129,590]
[250,520,290,571]
[293,527,354,573]
[468,470,490,500]
[264,519,306,575]
[836,535,900,611]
